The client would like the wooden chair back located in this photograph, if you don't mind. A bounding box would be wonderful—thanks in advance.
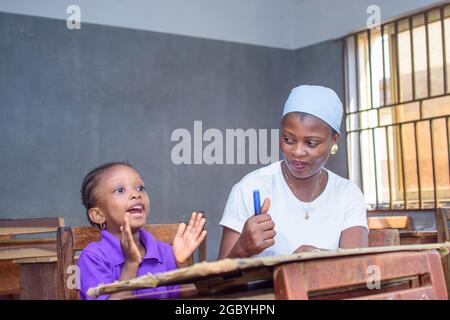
[368,229,400,247]
[436,208,450,242]
[435,207,450,298]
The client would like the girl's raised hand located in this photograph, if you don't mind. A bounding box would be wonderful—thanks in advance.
[120,213,142,265]
[172,211,207,264]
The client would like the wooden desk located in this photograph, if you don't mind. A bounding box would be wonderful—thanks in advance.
[273,250,446,300]
[14,256,58,300]
[89,244,449,300]
[0,243,56,300]
[0,260,20,297]
[0,218,63,299]
[0,244,55,260]
[0,227,59,237]
[123,282,275,300]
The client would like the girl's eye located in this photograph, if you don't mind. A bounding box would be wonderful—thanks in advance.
[114,187,125,194]
[137,186,146,192]
[307,141,319,148]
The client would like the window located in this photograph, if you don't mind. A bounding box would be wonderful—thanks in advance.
[344,4,450,210]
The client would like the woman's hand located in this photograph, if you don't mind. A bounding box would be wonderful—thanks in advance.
[120,213,142,265]
[233,198,276,258]
[173,211,207,264]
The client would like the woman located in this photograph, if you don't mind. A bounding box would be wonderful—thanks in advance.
[218,85,368,259]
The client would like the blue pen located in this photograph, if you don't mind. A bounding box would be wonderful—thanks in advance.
[253,190,261,215]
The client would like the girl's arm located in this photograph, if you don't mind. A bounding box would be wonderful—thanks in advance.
[108,214,142,300]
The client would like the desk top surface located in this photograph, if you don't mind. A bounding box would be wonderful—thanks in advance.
[88,242,450,298]
[0,244,56,261]
[0,227,58,236]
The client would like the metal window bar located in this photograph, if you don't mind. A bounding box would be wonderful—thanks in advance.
[441,6,448,94]
[413,121,422,209]
[345,92,450,117]
[398,124,407,209]
[447,117,450,182]
[382,24,387,107]
[395,21,401,104]
[344,39,351,182]
[355,34,365,192]
[347,114,450,133]
[429,119,438,208]
[425,12,431,98]
[409,16,417,100]
[368,29,374,109]
[344,3,450,210]
[384,126,392,210]
[371,128,379,207]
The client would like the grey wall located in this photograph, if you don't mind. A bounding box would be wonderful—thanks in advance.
[0,12,347,260]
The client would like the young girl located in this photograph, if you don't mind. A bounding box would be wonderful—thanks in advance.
[78,162,207,300]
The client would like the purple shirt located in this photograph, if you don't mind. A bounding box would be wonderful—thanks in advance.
[78,229,179,300]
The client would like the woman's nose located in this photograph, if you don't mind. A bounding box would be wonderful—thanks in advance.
[293,143,307,157]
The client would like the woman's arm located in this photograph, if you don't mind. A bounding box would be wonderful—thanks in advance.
[339,226,369,249]
[293,226,369,253]
[218,227,245,259]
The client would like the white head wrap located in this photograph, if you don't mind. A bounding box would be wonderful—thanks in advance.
[282,85,343,134]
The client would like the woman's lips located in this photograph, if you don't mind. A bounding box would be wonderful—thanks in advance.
[290,160,308,172]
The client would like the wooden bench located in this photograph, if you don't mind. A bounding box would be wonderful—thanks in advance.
[367,210,438,245]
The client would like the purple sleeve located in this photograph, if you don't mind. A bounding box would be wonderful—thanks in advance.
[165,244,181,297]
[78,250,114,300]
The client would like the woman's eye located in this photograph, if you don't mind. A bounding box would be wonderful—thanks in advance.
[114,187,125,193]
[307,141,318,147]
[284,137,295,144]
[137,186,146,192]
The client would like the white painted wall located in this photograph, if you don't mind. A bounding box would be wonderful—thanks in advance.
[0,0,293,48]
[289,0,445,49]
[0,0,445,49]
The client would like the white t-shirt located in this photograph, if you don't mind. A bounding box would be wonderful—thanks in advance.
[220,161,368,256]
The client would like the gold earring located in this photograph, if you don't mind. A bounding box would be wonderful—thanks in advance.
[99,222,106,230]
[330,144,338,155]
